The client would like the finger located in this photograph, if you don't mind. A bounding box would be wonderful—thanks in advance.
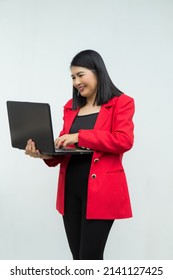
[62,139,70,147]
[54,139,59,148]
[25,139,30,150]
[54,138,59,147]
[35,149,41,158]
[31,142,41,158]
[31,141,36,152]
[55,137,64,148]
[25,139,32,154]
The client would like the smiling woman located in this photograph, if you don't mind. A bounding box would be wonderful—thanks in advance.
[25,49,135,260]
[71,67,98,103]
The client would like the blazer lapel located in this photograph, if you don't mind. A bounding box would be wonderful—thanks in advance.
[64,96,117,132]
[94,97,116,129]
[94,106,110,129]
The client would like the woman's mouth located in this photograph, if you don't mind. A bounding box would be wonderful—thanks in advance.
[78,86,85,93]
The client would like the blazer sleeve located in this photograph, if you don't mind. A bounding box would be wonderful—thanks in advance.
[78,95,135,154]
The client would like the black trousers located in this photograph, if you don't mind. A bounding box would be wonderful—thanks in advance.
[63,155,114,260]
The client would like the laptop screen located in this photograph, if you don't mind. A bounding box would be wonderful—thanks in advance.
[6,101,55,154]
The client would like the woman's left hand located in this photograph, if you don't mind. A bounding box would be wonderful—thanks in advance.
[55,133,79,148]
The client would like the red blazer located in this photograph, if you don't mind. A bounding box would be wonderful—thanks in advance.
[44,93,135,219]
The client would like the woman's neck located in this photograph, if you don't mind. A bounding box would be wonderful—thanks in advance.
[78,103,101,116]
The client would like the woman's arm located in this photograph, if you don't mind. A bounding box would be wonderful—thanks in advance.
[78,95,135,154]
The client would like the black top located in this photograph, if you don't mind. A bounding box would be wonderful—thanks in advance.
[67,112,98,164]
[69,112,99,134]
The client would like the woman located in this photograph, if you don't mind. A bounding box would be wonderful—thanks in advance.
[25,49,135,260]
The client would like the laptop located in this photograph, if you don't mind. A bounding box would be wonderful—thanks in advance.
[6,101,93,155]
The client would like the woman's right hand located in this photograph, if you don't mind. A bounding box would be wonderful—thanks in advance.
[25,139,53,160]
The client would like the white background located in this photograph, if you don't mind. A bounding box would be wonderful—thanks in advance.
[0,0,173,260]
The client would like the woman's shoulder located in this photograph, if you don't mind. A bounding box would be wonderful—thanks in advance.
[63,98,73,109]
[115,93,134,102]
[118,93,134,104]
[106,93,134,107]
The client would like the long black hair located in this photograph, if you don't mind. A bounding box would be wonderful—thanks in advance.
[70,49,123,110]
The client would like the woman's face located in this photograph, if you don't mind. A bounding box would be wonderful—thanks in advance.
[71,66,98,102]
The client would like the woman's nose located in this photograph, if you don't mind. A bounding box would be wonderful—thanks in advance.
[74,77,81,86]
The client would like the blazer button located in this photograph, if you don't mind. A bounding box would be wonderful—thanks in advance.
[91,174,97,179]
[94,158,99,163]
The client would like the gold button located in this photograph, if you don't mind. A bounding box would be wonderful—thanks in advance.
[94,158,99,163]
[91,174,97,179]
